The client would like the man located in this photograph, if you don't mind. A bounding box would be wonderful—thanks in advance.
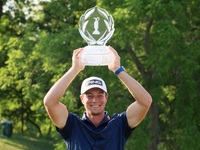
[44,46,152,150]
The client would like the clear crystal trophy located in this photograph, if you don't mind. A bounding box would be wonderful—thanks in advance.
[78,6,115,66]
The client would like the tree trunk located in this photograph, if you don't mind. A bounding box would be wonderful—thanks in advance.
[144,17,159,149]
[47,121,52,136]
[0,0,3,20]
[126,17,159,149]
[147,102,159,150]
[25,117,43,137]
[21,97,24,133]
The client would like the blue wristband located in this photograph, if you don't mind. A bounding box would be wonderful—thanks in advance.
[114,66,125,75]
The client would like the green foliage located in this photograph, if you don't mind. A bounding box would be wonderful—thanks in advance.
[1,0,200,149]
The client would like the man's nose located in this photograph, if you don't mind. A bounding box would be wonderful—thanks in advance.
[92,97,98,102]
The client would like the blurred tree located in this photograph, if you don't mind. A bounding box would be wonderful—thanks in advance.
[0,0,200,149]
[0,0,29,133]
[101,0,200,149]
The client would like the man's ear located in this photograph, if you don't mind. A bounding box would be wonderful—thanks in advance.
[105,93,108,103]
[80,95,84,104]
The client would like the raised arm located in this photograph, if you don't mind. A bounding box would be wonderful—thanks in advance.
[43,48,85,129]
[108,46,152,129]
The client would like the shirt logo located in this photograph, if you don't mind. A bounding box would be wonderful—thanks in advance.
[87,79,102,86]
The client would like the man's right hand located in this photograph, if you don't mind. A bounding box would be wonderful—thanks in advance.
[72,48,85,72]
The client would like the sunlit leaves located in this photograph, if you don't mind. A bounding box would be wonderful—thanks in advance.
[0,0,200,149]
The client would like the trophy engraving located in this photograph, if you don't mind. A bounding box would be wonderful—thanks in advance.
[78,6,115,66]
[93,17,100,35]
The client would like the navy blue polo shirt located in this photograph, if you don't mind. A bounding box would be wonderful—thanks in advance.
[56,111,135,150]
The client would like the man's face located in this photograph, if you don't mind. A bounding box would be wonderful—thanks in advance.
[80,88,108,116]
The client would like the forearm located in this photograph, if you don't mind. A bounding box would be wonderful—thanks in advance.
[117,71,152,107]
[44,66,80,107]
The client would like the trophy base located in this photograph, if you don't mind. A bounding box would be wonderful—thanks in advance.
[79,46,113,66]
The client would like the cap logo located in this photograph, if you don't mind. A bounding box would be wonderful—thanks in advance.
[87,79,102,86]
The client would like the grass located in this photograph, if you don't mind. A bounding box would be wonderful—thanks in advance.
[0,133,57,150]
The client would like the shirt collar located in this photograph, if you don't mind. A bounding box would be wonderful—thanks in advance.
[82,111,111,124]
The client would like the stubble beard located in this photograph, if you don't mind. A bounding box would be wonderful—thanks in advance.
[91,111,103,116]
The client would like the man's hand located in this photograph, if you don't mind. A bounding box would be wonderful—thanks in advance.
[72,48,85,72]
[108,46,121,72]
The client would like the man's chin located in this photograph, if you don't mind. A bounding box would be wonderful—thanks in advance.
[91,111,103,116]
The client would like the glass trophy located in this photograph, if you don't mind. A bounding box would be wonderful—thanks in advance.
[78,6,115,66]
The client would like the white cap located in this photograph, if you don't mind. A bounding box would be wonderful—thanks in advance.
[81,77,107,94]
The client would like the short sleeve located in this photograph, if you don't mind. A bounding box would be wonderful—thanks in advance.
[119,111,136,139]
[56,112,74,139]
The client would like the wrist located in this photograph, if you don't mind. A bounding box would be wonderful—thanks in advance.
[71,66,82,74]
[114,66,125,76]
